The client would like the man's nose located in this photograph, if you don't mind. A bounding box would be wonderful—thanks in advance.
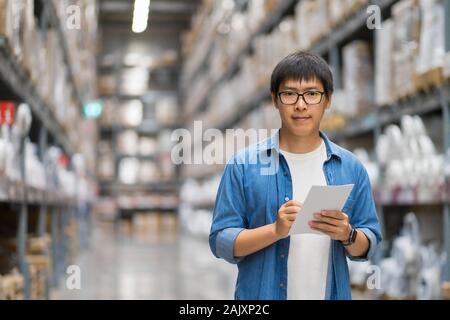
[295,97,307,111]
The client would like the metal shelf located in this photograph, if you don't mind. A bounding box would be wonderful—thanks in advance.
[0,38,75,156]
[101,182,179,193]
[0,176,77,207]
[115,154,160,161]
[327,85,448,141]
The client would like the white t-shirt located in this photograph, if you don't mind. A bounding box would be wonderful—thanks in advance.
[280,139,331,300]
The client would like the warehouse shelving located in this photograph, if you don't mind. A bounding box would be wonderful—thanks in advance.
[0,2,95,300]
[180,0,450,298]
[183,0,298,119]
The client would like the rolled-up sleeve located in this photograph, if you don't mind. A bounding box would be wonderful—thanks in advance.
[347,164,383,262]
[209,157,247,265]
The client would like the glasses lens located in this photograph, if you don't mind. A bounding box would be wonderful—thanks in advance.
[280,92,298,105]
[303,91,323,105]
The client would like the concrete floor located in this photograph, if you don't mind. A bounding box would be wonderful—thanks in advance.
[52,223,371,300]
[52,225,237,300]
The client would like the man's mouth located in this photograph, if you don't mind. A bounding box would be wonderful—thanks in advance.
[292,116,312,122]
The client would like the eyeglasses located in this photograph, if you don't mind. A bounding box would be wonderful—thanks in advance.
[278,91,325,105]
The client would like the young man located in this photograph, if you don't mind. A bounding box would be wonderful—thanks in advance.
[209,51,382,300]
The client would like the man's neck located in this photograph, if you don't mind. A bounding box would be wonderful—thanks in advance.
[279,128,322,154]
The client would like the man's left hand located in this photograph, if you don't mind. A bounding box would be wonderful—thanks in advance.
[309,210,352,242]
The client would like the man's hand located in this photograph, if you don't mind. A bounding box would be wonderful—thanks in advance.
[275,200,303,239]
[309,210,352,242]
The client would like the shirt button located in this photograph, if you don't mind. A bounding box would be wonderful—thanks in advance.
[280,283,284,288]
[284,197,290,202]
[284,172,288,177]
[280,254,285,259]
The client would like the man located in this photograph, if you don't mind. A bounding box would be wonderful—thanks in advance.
[209,51,382,300]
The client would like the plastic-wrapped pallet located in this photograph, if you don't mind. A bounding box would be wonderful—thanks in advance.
[445,52,450,79]
[375,19,395,107]
[296,0,330,50]
[416,0,445,75]
[392,0,421,99]
[342,41,374,118]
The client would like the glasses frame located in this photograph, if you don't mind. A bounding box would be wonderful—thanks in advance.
[277,91,326,106]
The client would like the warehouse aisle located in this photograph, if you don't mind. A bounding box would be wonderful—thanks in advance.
[51,227,236,300]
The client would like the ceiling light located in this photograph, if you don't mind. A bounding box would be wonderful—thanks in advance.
[132,0,150,33]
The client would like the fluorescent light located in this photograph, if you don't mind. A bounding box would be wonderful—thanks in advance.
[132,0,150,33]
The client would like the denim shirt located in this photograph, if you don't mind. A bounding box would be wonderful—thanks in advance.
[209,130,382,300]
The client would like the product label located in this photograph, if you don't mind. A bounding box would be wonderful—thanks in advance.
[0,101,15,125]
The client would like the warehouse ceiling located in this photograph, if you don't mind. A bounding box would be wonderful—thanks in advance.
[98,0,201,98]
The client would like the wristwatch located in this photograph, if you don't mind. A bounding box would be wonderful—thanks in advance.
[341,228,357,247]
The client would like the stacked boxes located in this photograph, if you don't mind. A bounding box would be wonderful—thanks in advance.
[343,41,374,118]
[392,0,421,99]
[375,19,395,107]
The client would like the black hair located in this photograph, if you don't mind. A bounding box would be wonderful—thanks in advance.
[270,51,334,98]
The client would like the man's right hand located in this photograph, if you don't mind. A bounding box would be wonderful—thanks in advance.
[274,200,303,239]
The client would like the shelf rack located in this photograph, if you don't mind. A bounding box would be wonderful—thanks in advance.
[0,2,92,300]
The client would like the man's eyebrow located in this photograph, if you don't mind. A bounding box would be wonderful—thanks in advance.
[281,86,321,91]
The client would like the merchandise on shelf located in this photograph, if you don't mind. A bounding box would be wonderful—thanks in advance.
[155,97,178,126]
[377,212,445,300]
[119,100,143,127]
[444,52,450,79]
[97,141,114,181]
[139,161,159,184]
[139,137,157,156]
[375,19,395,106]
[117,130,139,155]
[415,0,445,76]
[118,157,140,185]
[328,0,368,28]
[376,115,445,204]
[392,0,421,99]
[342,41,374,118]
[179,206,212,238]
[353,148,379,188]
[180,176,221,207]
[295,0,330,51]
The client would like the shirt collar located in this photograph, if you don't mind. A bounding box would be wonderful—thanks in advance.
[259,129,342,161]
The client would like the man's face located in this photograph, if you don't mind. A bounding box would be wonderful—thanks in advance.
[273,77,331,137]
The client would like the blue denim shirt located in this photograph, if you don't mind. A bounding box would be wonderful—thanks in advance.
[209,130,382,300]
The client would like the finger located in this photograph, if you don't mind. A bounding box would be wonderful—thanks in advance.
[320,210,346,220]
[282,200,303,208]
[282,206,302,214]
[285,213,298,222]
[309,221,339,233]
[313,213,343,227]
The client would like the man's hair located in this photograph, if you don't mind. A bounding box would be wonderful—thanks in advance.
[270,51,334,98]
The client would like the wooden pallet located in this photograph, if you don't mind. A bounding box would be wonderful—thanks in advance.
[0,269,24,300]
[442,282,450,300]
[415,67,445,93]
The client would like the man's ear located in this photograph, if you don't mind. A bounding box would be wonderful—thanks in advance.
[271,93,279,109]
